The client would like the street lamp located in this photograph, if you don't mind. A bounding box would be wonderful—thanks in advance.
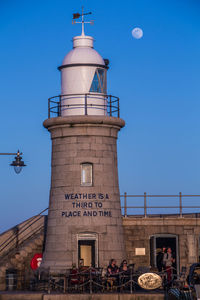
[0,150,26,174]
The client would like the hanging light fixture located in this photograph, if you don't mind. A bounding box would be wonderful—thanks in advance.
[10,150,26,174]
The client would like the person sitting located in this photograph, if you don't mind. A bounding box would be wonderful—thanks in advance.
[120,260,130,290]
[107,259,119,276]
[107,259,119,290]
[120,260,129,273]
[69,263,79,288]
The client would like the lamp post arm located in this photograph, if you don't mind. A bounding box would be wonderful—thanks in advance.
[0,151,22,156]
[0,151,26,174]
[0,153,19,155]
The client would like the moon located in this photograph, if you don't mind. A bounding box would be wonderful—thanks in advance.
[132,27,143,39]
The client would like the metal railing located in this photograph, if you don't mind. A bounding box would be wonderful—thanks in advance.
[4,267,161,293]
[32,267,151,294]
[3,266,194,296]
[0,208,48,259]
[121,193,200,218]
[48,93,120,118]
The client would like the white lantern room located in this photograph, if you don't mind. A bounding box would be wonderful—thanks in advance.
[58,31,108,116]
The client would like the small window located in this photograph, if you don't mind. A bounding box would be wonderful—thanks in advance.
[81,163,93,186]
[90,68,106,94]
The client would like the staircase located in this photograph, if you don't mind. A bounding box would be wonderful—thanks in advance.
[0,208,48,290]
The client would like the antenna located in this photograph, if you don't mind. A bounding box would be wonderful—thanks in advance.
[72,6,94,36]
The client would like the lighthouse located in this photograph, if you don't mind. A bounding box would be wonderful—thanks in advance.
[42,11,125,272]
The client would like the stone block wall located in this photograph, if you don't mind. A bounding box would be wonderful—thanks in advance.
[123,217,200,272]
[1,214,200,290]
[42,116,126,271]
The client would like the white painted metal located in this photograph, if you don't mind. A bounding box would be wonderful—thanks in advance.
[60,33,107,116]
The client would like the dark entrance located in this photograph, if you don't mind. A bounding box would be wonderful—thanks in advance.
[78,240,95,267]
[150,235,178,273]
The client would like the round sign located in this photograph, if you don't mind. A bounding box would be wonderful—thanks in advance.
[30,253,43,270]
[138,272,162,290]
[132,27,143,39]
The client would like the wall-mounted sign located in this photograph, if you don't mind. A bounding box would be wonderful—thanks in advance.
[135,248,146,256]
[138,273,162,290]
[65,193,109,200]
[61,193,112,218]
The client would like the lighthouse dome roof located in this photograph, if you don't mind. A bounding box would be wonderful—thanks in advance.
[61,34,105,66]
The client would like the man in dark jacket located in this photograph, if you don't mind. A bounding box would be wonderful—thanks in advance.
[156,247,166,272]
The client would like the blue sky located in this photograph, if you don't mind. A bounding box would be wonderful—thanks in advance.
[0,0,200,232]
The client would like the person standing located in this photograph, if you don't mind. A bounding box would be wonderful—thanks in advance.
[156,247,166,272]
[163,247,175,284]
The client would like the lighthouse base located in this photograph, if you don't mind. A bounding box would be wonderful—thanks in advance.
[42,116,126,271]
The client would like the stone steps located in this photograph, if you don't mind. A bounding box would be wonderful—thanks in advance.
[0,231,44,266]
[0,229,45,291]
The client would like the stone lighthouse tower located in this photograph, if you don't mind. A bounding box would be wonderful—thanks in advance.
[42,12,125,272]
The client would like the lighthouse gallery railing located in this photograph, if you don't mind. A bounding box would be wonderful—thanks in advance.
[48,93,120,118]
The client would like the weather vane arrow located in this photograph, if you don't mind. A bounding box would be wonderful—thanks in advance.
[72,7,94,35]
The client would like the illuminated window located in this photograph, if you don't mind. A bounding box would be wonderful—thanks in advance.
[81,163,93,186]
[90,68,106,93]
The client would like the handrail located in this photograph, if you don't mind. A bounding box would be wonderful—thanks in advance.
[48,93,120,118]
[120,193,200,218]
[0,207,48,255]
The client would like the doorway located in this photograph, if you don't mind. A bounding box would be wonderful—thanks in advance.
[150,234,179,274]
[78,240,95,267]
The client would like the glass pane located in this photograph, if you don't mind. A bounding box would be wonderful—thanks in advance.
[90,72,101,93]
[81,163,92,186]
[90,68,106,93]
[98,69,104,90]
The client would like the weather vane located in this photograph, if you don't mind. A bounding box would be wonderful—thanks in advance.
[72,7,94,35]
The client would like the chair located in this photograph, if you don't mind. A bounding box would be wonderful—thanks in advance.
[137,266,150,274]
[194,284,200,299]
[106,277,117,291]
[172,266,187,289]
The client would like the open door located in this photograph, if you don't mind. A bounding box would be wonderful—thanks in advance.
[78,240,95,267]
[150,234,179,274]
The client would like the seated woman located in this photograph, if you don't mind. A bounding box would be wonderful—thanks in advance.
[120,260,130,289]
[120,260,129,273]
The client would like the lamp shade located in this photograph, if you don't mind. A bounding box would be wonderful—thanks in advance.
[10,152,26,174]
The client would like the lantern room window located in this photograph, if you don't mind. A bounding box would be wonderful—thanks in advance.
[81,163,93,186]
[90,68,106,94]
